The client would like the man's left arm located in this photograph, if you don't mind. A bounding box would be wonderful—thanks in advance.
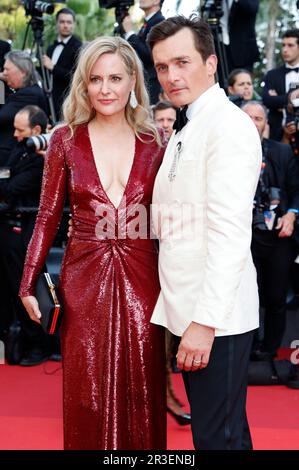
[178,113,261,371]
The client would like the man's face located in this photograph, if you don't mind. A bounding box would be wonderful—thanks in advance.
[242,104,267,139]
[13,112,39,142]
[153,28,217,108]
[282,37,299,65]
[57,13,75,38]
[154,107,176,139]
[2,59,25,89]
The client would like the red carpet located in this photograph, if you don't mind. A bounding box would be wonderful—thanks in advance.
[0,362,298,450]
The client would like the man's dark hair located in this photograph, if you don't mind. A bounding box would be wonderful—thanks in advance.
[282,29,299,46]
[19,105,48,133]
[228,68,252,87]
[152,100,176,116]
[56,8,76,22]
[147,15,215,62]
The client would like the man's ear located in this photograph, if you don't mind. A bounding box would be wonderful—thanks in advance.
[31,125,42,136]
[206,54,218,77]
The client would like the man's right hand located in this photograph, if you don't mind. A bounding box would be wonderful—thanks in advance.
[176,322,215,372]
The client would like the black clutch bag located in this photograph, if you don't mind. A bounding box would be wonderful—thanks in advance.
[36,272,62,335]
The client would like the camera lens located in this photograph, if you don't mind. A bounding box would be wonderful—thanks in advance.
[35,1,55,14]
[26,134,50,151]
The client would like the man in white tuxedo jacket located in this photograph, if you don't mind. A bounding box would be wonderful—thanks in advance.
[148,16,262,450]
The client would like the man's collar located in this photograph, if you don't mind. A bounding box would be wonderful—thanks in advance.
[186,83,221,120]
[57,35,72,44]
[285,62,299,69]
[145,10,160,21]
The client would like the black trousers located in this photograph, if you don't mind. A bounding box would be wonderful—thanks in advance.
[251,231,293,356]
[176,330,254,450]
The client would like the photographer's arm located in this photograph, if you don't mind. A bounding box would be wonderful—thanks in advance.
[19,127,67,299]
[0,161,43,199]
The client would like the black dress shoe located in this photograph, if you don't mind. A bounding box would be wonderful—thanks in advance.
[167,407,191,425]
[19,350,49,366]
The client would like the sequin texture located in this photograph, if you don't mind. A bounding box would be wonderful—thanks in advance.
[19,124,166,450]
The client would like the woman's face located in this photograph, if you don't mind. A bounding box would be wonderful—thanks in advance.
[87,52,136,118]
[228,72,253,101]
[3,59,25,89]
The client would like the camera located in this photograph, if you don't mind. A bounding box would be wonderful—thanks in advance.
[99,0,134,34]
[26,133,51,152]
[228,94,244,108]
[99,0,134,8]
[99,0,134,20]
[22,0,55,16]
[253,187,281,231]
[201,0,224,23]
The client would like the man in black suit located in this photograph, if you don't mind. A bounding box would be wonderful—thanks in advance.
[243,101,299,360]
[262,29,299,141]
[42,8,82,121]
[0,105,49,365]
[122,0,164,104]
[0,51,47,167]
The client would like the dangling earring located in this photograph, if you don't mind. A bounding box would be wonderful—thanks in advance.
[129,90,138,109]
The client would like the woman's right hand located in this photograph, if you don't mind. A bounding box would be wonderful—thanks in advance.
[21,296,42,324]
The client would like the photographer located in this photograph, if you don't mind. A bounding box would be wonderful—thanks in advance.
[0,51,47,166]
[242,101,299,361]
[0,105,49,366]
[262,29,299,141]
[122,0,164,104]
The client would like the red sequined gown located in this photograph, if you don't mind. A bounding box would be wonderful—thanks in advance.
[19,124,166,450]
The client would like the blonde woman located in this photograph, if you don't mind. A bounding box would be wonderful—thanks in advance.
[19,37,166,450]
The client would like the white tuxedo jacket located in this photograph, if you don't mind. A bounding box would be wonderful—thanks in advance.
[151,85,262,337]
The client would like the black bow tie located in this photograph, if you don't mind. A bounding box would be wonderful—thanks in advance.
[54,40,65,47]
[285,66,299,74]
[173,106,188,134]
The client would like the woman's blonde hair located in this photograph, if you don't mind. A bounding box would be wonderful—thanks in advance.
[63,36,160,144]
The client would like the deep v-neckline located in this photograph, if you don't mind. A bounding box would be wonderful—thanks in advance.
[86,123,137,211]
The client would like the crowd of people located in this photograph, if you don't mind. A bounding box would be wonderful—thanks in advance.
[0,0,299,451]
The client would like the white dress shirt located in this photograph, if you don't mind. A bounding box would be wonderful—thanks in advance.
[51,35,72,66]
